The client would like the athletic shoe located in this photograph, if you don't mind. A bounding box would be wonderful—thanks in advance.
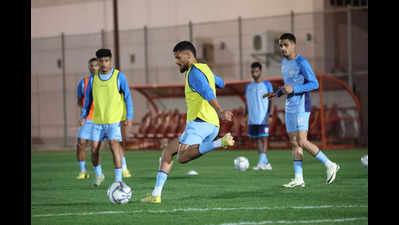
[93,174,105,187]
[140,195,161,203]
[282,178,305,188]
[252,163,272,171]
[76,171,90,180]
[122,169,132,178]
[326,163,340,184]
[221,133,235,148]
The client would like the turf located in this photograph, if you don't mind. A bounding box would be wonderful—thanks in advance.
[31,149,368,225]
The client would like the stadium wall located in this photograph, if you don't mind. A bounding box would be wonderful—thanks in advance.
[31,0,322,38]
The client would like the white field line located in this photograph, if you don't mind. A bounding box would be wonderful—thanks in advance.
[213,217,368,225]
[32,205,368,218]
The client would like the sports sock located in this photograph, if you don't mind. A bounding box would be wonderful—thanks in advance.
[79,161,87,172]
[259,153,269,165]
[314,150,334,168]
[94,165,103,176]
[115,168,123,182]
[198,139,222,154]
[152,170,168,196]
[293,160,303,181]
[122,156,128,170]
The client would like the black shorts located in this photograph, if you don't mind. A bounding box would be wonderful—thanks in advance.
[248,124,269,138]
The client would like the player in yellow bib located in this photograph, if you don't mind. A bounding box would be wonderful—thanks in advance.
[80,49,134,186]
[141,41,235,203]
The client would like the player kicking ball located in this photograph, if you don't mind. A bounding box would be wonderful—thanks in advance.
[141,41,235,203]
[274,33,340,188]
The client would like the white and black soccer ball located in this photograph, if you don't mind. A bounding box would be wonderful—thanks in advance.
[360,154,368,168]
[107,181,132,204]
[234,156,249,171]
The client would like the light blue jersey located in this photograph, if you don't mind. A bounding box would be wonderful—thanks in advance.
[245,80,273,125]
[281,55,319,114]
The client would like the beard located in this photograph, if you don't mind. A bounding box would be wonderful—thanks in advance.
[252,74,261,81]
[179,65,189,73]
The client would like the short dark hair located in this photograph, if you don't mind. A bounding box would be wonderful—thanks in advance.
[96,48,112,58]
[88,57,97,63]
[173,41,196,58]
[280,33,296,44]
[251,62,262,70]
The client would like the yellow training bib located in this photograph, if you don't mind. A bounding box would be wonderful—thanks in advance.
[185,63,219,127]
[92,69,126,124]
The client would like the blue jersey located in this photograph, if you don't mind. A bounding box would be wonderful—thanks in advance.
[187,66,225,101]
[245,80,273,125]
[281,55,319,113]
[77,78,86,100]
[81,68,134,120]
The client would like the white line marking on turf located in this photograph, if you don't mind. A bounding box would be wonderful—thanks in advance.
[32,205,367,218]
[213,217,368,225]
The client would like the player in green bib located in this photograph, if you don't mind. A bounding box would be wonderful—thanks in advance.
[141,41,235,204]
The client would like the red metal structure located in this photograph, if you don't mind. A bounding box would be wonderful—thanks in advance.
[122,74,362,150]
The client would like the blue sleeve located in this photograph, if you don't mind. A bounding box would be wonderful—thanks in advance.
[188,67,216,101]
[244,84,249,100]
[263,81,273,114]
[263,80,274,93]
[293,59,319,94]
[80,75,93,119]
[77,79,85,100]
[214,74,225,88]
[118,72,134,120]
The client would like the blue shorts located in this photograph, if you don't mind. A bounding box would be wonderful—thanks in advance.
[91,122,122,142]
[248,124,269,138]
[77,120,94,140]
[178,119,220,145]
[285,112,311,133]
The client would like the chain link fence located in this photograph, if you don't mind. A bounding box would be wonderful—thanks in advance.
[31,8,368,147]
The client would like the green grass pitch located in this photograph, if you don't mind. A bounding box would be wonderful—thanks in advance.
[31,149,368,225]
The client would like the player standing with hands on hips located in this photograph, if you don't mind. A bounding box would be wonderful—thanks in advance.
[273,33,340,188]
[80,49,134,187]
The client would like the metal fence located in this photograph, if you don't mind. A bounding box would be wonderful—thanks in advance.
[31,8,368,147]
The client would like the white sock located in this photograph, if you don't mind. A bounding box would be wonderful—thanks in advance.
[213,138,222,148]
[295,173,303,182]
[325,160,334,168]
[152,187,162,197]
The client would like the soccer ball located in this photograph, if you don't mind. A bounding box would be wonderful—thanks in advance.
[107,181,132,204]
[360,154,368,168]
[234,156,249,171]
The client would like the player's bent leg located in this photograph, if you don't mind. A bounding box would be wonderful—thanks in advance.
[177,143,201,164]
[297,131,340,184]
[159,138,178,172]
[297,130,319,156]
